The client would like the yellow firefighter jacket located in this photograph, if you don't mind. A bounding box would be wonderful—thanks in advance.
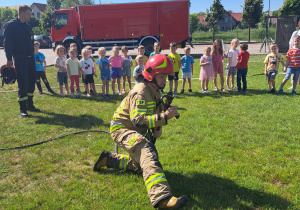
[110,82,167,135]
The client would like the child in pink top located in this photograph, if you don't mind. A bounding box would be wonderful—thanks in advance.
[109,46,123,95]
[212,39,225,91]
[200,47,213,93]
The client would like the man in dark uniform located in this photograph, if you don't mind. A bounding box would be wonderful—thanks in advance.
[4,5,40,118]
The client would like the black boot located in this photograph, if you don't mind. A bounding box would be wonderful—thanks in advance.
[19,101,29,118]
[27,96,41,112]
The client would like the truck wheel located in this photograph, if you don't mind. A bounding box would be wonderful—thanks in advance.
[142,39,155,57]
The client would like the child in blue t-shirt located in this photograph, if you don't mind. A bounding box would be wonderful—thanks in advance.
[34,41,55,94]
[96,47,111,98]
[180,46,195,93]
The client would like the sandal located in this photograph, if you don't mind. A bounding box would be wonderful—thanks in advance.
[221,88,226,92]
[231,86,237,90]
[214,87,218,91]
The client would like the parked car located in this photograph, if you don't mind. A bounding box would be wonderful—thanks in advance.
[34,35,52,48]
[0,35,4,47]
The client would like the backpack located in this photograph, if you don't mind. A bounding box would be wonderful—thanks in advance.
[0,65,17,87]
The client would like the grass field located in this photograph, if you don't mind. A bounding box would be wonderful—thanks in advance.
[0,56,299,209]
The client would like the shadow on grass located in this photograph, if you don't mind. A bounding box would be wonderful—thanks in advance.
[33,111,109,129]
[95,169,294,209]
[166,172,294,209]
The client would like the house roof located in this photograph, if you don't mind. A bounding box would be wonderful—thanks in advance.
[198,15,208,25]
[31,3,47,12]
[230,13,242,22]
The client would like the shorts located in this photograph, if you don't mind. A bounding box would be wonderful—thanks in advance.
[182,72,192,79]
[266,71,277,81]
[111,67,122,79]
[101,73,111,82]
[58,72,68,86]
[168,72,179,81]
[226,67,237,75]
[285,67,300,81]
[122,68,131,77]
[84,74,94,84]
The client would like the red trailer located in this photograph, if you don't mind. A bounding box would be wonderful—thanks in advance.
[50,0,191,55]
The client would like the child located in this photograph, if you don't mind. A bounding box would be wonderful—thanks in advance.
[168,42,181,95]
[235,43,250,93]
[86,45,96,94]
[199,47,214,93]
[121,46,133,94]
[226,38,239,90]
[212,39,225,91]
[109,46,123,95]
[34,41,55,94]
[66,49,82,98]
[180,46,194,93]
[54,45,69,97]
[66,43,80,59]
[264,43,286,93]
[133,55,144,84]
[278,35,300,95]
[135,45,148,66]
[96,47,111,98]
[79,48,98,97]
[149,42,161,58]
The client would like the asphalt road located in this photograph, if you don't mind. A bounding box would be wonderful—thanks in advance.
[0,43,268,67]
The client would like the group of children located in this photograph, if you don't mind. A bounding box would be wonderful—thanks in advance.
[33,35,300,98]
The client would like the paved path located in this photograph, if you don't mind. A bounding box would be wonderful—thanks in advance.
[0,42,269,67]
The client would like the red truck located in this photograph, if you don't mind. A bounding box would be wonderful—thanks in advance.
[50,0,191,55]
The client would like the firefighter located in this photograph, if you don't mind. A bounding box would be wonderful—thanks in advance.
[4,5,40,118]
[94,54,188,209]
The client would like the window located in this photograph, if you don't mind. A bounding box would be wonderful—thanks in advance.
[37,12,40,19]
[55,13,68,30]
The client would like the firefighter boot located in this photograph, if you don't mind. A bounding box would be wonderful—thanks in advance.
[27,96,41,112]
[93,150,110,171]
[158,195,188,209]
[19,101,29,118]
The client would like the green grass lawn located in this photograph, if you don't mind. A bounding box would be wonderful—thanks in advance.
[0,56,299,209]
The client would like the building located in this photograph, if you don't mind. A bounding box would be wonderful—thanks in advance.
[30,3,47,19]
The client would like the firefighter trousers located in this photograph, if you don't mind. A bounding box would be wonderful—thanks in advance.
[13,55,36,101]
[110,128,172,207]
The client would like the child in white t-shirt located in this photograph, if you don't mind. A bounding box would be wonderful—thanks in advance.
[225,38,239,90]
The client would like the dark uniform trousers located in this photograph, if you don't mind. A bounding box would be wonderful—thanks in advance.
[14,55,36,101]
[109,128,172,208]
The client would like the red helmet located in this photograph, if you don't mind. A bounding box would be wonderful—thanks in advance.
[142,54,174,81]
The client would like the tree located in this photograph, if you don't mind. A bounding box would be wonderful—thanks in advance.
[198,12,206,15]
[279,0,300,16]
[242,0,263,42]
[61,0,80,9]
[190,14,200,35]
[47,0,62,11]
[0,7,17,22]
[205,0,225,41]
[40,9,53,34]
[80,0,95,5]
[227,10,233,14]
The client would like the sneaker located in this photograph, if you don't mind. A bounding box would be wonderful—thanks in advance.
[231,86,237,90]
[102,95,107,98]
[188,89,192,92]
[77,93,83,98]
[205,89,211,93]
[202,90,207,93]
[291,90,296,95]
[60,93,65,97]
[122,89,126,94]
[87,93,91,97]
[221,88,226,92]
[113,92,118,95]
[180,89,184,94]
[214,87,218,91]
[288,85,293,89]
[279,88,284,94]
[66,92,70,95]
[168,90,173,94]
[268,89,272,93]
[106,94,112,98]
[271,88,275,93]
[118,92,122,95]
[226,86,230,91]
[70,93,76,98]
[174,90,177,95]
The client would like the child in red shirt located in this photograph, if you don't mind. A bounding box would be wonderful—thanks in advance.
[235,43,250,93]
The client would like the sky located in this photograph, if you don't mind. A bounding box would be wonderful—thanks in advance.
[0,0,284,13]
